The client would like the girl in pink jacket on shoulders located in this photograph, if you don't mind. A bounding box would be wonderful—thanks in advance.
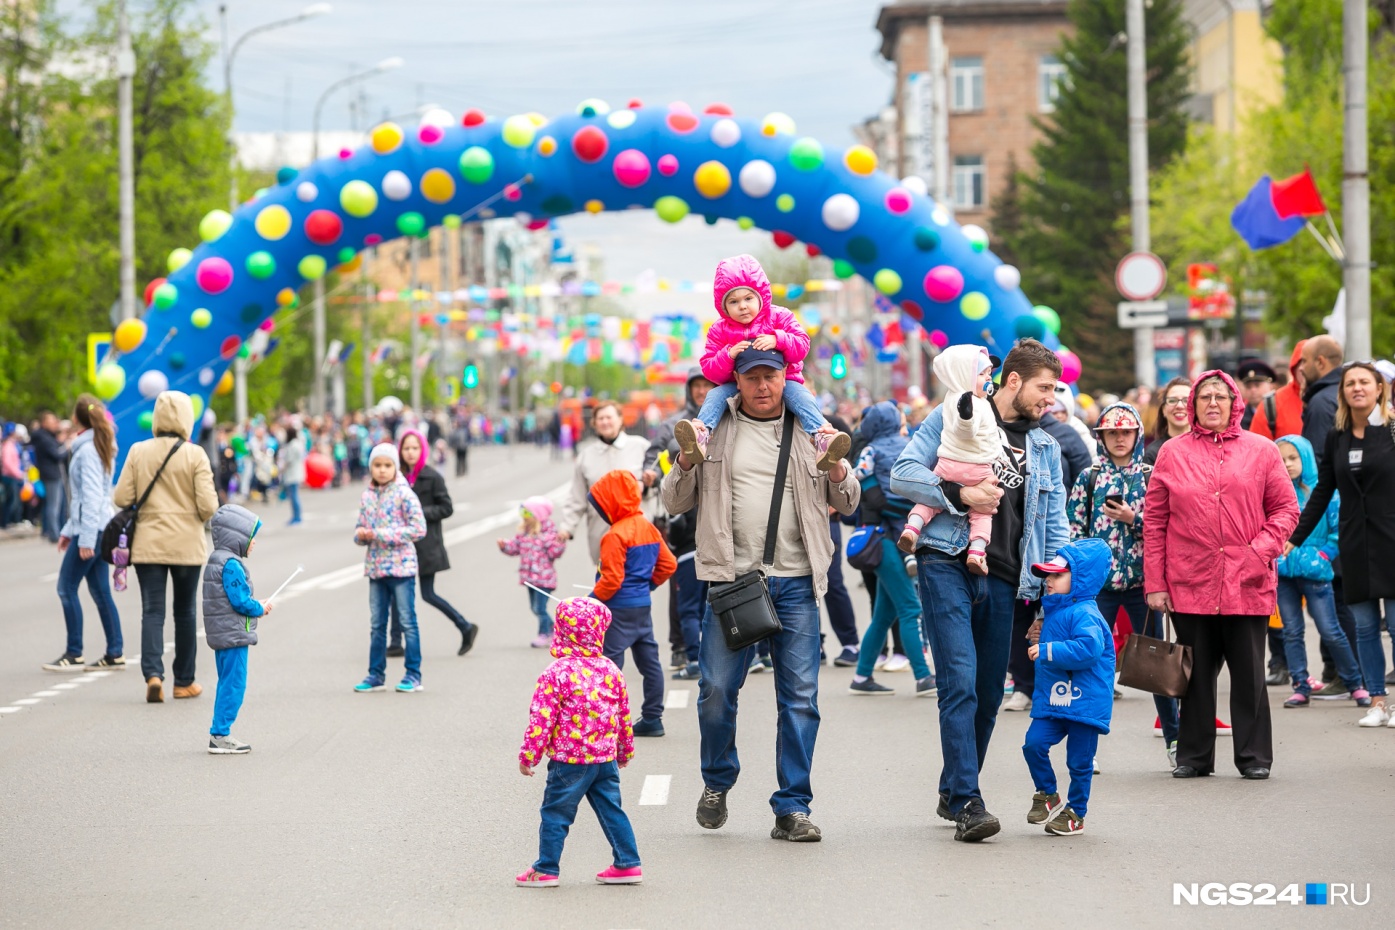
[674,254,849,470]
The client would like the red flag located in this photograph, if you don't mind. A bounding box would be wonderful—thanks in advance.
[1269,168,1326,219]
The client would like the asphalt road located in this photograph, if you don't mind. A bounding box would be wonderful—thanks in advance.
[1,444,1390,930]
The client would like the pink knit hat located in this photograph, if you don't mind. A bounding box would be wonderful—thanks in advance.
[521,496,553,522]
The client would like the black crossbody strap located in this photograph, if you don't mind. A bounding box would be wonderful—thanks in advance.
[761,409,797,571]
[134,439,185,514]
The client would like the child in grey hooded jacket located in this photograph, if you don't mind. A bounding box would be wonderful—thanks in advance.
[203,504,270,753]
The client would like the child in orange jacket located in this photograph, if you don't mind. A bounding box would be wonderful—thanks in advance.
[588,469,676,738]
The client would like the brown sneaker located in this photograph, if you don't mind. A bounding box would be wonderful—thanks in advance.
[897,526,920,554]
[173,682,203,699]
[673,419,709,467]
[1027,791,1064,824]
[813,431,851,472]
[146,676,164,703]
[966,550,989,576]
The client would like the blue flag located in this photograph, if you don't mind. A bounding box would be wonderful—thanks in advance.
[1231,176,1305,250]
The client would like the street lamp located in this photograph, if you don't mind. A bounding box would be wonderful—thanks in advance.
[312,57,404,160]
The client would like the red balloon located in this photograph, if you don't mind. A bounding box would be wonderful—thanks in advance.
[571,125,608,163]
[304,451,334,489]
[304,209,343,246]
[627,98,643,109]
[805,244,821,257]
[144,277,166,307]
[219,335,241,359]
[666,112,699,134]
[703,103,734,115]
[900,299,924,321]
[772,231,796,250]
[462,109,486,127]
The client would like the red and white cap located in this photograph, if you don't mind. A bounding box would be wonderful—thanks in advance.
[1030,556,1069,577]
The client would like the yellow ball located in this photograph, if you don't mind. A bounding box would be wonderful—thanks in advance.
[538,136,557,157]
[502,115,537,148]
[199,209,233,243]
[26,465,39,482]
[191,308,212,329]
[167,248,193,272]
[585,199,604,214]
[339,180,378,218]
[370,122,404,154]
[277,287,297,307]
[113,318,147,353]
[95,364,126,400]
[843,145,878,176]
[525,112,548,127]
[189,394,204,420]
[693,161,732,199]
[760,112,796,137]
[421,168,455,204]
[254,204,292,241]
[960,292,991,321]
[338,254,363,273]
[215,370,235,396]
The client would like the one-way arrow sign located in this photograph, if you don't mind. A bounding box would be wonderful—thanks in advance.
[1117,300,1169,329]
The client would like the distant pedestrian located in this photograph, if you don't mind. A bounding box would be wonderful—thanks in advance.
[277,424,305,525]
[1298,335,1344,455]
[498,496,568,648]
[31,410,67,542]
[203,504,269,754]
[516,597,642,888]
[557,402,647,563]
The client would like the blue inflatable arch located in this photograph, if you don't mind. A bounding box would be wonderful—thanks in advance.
[101,100,1053,454]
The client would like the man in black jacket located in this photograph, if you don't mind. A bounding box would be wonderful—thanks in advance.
[31,411,67,542]
[1299,335,1344,462]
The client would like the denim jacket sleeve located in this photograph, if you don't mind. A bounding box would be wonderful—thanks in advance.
[1042,440,1070,560]
[889,406,962,516]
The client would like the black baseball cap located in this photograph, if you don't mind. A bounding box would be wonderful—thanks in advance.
[733,347,787,374]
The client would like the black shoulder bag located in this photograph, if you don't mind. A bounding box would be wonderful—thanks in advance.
[100,439,184,565]
[706,409,795,650]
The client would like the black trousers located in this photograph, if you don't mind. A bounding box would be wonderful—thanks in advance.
[1172,613,1273,773]
[136,564,201,686]
[1007,598,1041,693]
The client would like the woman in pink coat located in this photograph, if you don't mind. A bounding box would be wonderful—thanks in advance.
[1143,371,1299,781]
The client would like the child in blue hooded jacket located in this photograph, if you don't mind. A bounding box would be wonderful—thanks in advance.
[203,504,270,754]
[1021,537,1114,836]
[1274,436,1369,708]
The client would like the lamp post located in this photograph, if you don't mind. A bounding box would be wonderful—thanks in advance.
[311,57,404,159]
[116,0,136,321]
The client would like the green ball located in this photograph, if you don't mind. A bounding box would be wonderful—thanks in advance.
[961,292,991,321]
[1032,305,1061,335]
[199,210,232,243]
[654,196,689,224]
[443,214,462,229]
[873,269,902,295]
[459,146,494,184]
[833,259,855,279]
[913,227,940,251]
[338,247,357,264]
[736,216,754,230]
[788,138,824,172]
[846,236,877,264]
[1014,314,1048,341]
[704,214,719,226]
[231,435,248,456]
[775,193,795,213]
[339,179,378,218]
[298,255,327,280]
[153,282,178,310]
[237,344,250,359]
[94,364,126,400]
[138,411,154,431]
[168,351,185,370]
[276,165,298,185]
[190,308,212,329]
[396,212,426,237]
[245,251,276,279]
[167,248,193,273]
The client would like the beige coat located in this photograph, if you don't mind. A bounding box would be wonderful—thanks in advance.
[113,392,220,566]
[660,396,859,598]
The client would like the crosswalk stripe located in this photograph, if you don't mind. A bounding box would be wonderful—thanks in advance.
[638,774,671,806]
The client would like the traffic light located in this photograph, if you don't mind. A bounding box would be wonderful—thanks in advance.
[830,353,848,380]
[463,362,479,390]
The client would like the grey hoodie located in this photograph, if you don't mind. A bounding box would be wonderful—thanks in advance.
[203,504,262,650]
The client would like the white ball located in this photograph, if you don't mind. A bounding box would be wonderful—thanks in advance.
[137,370,169,399]
[419,108,454,129]
[381,170,412,201]
[295,181,318,202]
[901,176,928,196]
[710,118,741,148]
[198,368,215,387]
[931,206,951,227]
[963,223,990,248]
[821,193,860,232]
[738,160,776,198]
[994,264,1022,291]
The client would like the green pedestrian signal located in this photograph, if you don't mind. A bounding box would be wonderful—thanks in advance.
[463,363,480,390]
[830,353,848,380]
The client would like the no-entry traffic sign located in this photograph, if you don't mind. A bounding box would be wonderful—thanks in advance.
[1115,251,1167,302]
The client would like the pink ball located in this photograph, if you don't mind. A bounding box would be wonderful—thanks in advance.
[612,149,652,188]
[1058,350,1082,385]
[657,154,679,177]
[418,124,444,145]
[929,329,950,349]
[364,233,383,246]
[526,219,549,230]
[258,318,276,333]
[885,188,912,214]
[195,257,234,295]
[923,265,964,303]
[338,148,353,160]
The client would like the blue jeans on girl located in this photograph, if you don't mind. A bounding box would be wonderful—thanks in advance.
[528,587,555,635]
[56,543,123,658]
[1277,577,1363,693]
[211,646,248,737]
[1348,599,1392,698]
[697,381,826,433]
[534,759,640,876]
[368,577,420,685]
[1022,717,1100,817]
[285,482,302,524]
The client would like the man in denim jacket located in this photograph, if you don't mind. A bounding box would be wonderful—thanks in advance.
[890,339,1069,842]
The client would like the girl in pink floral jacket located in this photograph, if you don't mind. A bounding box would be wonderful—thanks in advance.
[497,496,567,648]
[516,597,641,887]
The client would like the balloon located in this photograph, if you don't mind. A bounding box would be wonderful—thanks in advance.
[25,465,38,482]
[693,161,732,199]
[843,145,877,175]
[137,369,168,399]
[230,434,248,456]
[962,224,989,253]
[960,292,990,320]
[339,180,378,218]
[215,370,235,395]
[459,146,494,184]
[1013,314,1047,341]
[191,308,212,329]
[296,181,318,202]
[254,204,292,240]
[381,170,412,201]
[245,252,276,279]
[143,277,166,306]
[420,168,455,203]
[298,255,327,280]
[94,364,126,400]
[884,188,912,214]
[1033,305,1062,335]
[657,154,679,176]
[738,160,776,198]
[994,264,1022,291]
[571,125,608,162]
[199,210,232,242]
[832,260,855,279]
[501,115,536,148]
[196,257,234,295]
[776,193,795,213]
[138,411,154,431]
[114,318,147,353]
[710,118,741,148]
[654,196,689,223]
[612,149,651,188]
[397,212,426,237]
[167,248,193,272]
[370,122,404,155]
[760,112,796,137]
[788,138,823,171]
[923,265,964,302]
[19,484,33,502]
[1058,349,1082,385]
[304,451,335,489]
[873,269,902,295]
[577,98,609,117]
[462,109,486,127]
[821,194,859,232]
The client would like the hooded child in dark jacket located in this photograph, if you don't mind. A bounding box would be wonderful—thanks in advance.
[1021,537,1115,836]
[203,504,268,754]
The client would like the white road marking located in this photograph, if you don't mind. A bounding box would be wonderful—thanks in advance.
[85,671,112,678]
[32,691,60,697]
[0,706,22,714]
[40,572,58,583]
[638,774,671,806]
[665,690,690,709]
[11,698,40,705]
[51,683,78,691]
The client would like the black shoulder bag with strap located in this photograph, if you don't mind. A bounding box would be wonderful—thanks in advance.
[707,409,795,650]
[100,438,185,565]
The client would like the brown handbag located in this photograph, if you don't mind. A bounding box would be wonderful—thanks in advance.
[1117,610,1193,698]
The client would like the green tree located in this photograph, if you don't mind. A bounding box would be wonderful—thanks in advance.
[997,0,1192,390]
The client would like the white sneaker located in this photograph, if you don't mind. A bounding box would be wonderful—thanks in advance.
[873,653,889,671]
[1166,740,1178,768]
[1387,709,1395,728]
[208,734,251,754]
[1092,756,1101,774]
[882,654,911,673]
[1358,703,1391,727]
[1003,690,1032,712]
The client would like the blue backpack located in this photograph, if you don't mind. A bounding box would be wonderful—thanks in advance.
[845,524,884,571]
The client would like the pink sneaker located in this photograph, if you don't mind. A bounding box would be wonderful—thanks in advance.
[965,548,988,576]
[1352,688,1372,707]
[515,867,559,888]
[530,634,552,649]
[1215,717,1232,736]
[812,430,851,472]
[673,419,709,465]
[596,865,643,885]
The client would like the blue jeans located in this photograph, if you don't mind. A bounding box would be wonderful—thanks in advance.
[604,605,664,722]
[1023,717,1100,818]
[285,482,302,523]
[1348,599,1391,698]
[528,587,555,635]
[1097,586,1179,745]
[534,759,639,876]
[0,476,21,527]
[41,479,66,542]
[211,646,248,736]
[857,538,931,678]
[369,577,420,684]
[1277,577,1363,693]
[697,381,826,433]
[56,543,123,658]
[697,574,821,815]
[916,549,1017,815]
[672,557,707,663]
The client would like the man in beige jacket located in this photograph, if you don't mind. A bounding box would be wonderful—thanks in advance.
[114,391,219,703]
[661,348,859,844]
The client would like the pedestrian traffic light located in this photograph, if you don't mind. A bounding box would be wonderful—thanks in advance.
[463,362,479,390]
[830,353,848,380]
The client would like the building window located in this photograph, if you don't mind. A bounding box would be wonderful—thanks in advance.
[953,155,985,209]
[1038,54,1067,112]
[950,56,984,112]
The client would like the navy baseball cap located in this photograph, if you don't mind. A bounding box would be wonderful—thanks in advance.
[733,347,787,374]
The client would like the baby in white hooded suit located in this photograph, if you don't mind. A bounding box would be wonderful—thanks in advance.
[897,345,1002,575]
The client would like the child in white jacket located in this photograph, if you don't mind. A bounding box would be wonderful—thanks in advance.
[897,345,1001,575]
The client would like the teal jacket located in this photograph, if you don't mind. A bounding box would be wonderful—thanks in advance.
[1275,435,1339,582]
